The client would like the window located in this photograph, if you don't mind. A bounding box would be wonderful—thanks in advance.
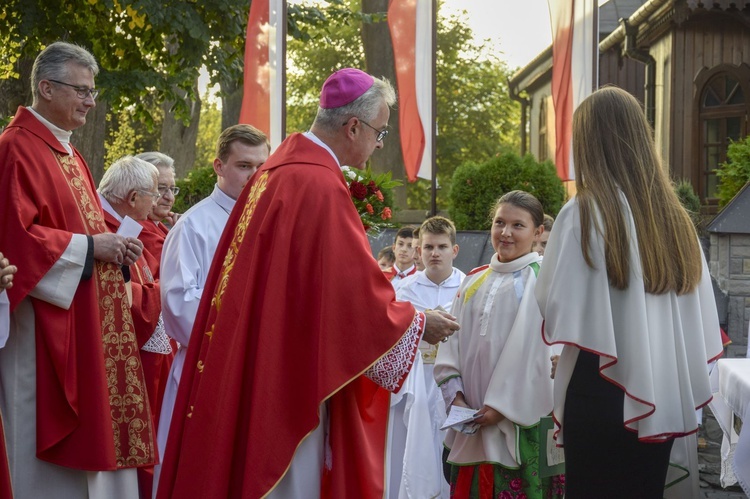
[699,72,747,201]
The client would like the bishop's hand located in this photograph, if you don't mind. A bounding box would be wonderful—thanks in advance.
[422,309,459,345]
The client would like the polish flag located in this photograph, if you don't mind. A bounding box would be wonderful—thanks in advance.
[240,0,286,150]
[388,0,433,182]
[548,0,597,181]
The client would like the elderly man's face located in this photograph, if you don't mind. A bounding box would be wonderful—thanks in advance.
[351,102,389,169]
[45,63,96,131]
[132,180,159,221]
[150,166,176,221]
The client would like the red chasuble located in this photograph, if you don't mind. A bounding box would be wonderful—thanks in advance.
[157,134,419,499]
[0,107,156,470]
[139,221,169,279]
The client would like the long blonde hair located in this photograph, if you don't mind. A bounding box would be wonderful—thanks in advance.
[573,86,701,294]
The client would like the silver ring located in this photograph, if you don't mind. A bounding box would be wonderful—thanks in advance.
[441,337,449,343]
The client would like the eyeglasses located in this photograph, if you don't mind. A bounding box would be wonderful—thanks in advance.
[138,190,161,201]
[48,79,100,100]
[359,119,389,142]
[158,185,180,197]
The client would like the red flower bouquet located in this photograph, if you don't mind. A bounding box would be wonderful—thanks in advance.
[343,166,401,233]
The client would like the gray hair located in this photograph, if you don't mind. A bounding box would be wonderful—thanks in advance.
[99,156,159,203]
[135,151,175,175]
[31,42,99,105]
[312,76,396,131]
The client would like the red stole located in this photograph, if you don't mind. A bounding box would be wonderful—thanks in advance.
[157,133,417,498]
[0,107,156,470]
[103,211,174,425]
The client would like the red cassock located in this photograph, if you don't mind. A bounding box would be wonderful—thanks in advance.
[157,133,419,499]
[139,221,170,279]
[0,108,156,473]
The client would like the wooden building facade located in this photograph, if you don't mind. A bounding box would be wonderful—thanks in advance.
[509,0,750,211]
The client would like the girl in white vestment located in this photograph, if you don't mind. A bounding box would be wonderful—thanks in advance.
[535,86,723,498]
[434,191,563,499]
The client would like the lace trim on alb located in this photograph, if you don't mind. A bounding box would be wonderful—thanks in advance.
[142,314,173,354]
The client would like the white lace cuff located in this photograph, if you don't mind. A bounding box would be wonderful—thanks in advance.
[142,314,173,354]
[365,311,424,392]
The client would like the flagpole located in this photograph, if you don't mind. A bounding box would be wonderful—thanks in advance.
[281,0,288,143]
[430,0,437,216]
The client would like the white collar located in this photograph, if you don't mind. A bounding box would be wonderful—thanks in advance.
[393,264,416,278]
[27,106,74,155]
[489,252,541,273]
[210,184,237,215]
[303,131,341,168]
[416,267,464,287]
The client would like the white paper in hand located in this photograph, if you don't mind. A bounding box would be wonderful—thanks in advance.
[117,216,143,238]
[440,405,481,430]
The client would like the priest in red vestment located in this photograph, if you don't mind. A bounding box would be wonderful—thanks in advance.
[98,156,177,499]
[156,69,460,499]
[136,151,180,278]
[0,42,156,498]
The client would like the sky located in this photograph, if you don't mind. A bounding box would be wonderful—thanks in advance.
[441,0,552,71]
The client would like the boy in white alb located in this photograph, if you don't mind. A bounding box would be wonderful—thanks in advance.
[387,216,465,498]
[386,226,418,287]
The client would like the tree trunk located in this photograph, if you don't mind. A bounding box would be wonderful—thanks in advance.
[160,83,202,179]
[361,0,407,210]
[72,98,109,183]
[220,77,243,130]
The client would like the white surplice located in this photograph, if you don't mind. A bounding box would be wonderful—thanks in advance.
[154,184,235,491]
[434,252,554,468]
[389,268,465,499]
[0,292,8,349]
[535,194,724,493]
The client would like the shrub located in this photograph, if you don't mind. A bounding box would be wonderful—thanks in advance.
[717,135,750,207]
[448,152,565,230]
[674,178,702,227]
[172,165,216,214]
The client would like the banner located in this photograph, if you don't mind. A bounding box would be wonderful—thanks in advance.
[548,0,597,181]
[388,0,433,182]
[239,0,285,150]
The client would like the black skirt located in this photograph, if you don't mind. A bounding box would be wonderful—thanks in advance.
[563,350,674,499]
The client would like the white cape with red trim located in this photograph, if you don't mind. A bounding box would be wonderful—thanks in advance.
[535,194,723,443]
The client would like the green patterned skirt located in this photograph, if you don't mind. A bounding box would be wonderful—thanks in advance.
[447,424,565,499]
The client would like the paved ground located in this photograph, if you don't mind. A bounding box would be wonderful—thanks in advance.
[699,407,747,498]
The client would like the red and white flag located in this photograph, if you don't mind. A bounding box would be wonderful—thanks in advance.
[548,0,597,181]
[388,0,433,182]
[240,0,285,150]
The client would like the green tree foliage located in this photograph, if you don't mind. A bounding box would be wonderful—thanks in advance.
[104,100,162,167]
[427,11,520,210]
[194,97,222,170]
[0,0,251,125]
[449,152,565,230]
[716,135,750,207]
